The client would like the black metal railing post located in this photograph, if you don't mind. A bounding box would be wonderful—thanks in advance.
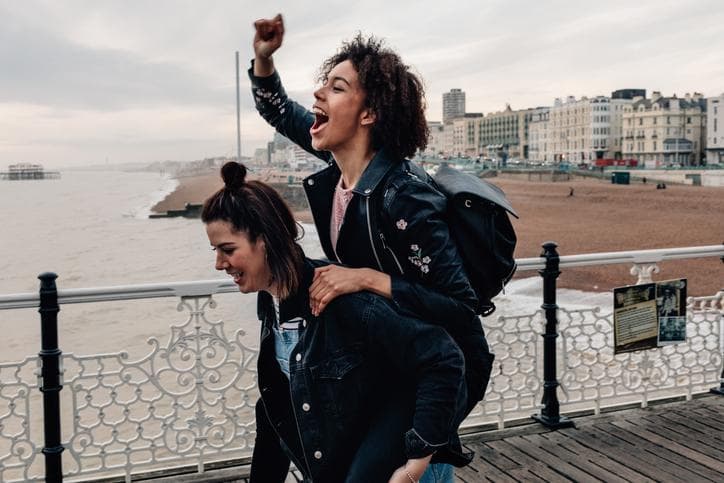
[38,272,64,482]
[532,242,574,428]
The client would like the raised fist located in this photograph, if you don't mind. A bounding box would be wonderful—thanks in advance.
[253,14,284,59]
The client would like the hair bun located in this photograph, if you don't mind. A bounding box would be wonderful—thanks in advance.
[221,162,247,191]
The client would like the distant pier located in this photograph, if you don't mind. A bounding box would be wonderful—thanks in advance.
[1,163,61,180]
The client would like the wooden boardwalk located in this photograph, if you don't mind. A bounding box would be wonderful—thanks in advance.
[457,396,724,482]
[149,396,723,482]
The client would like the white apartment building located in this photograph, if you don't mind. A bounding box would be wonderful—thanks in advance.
[622,92,707,166]
[706,94,724,164]
[477,105,521,158]
[450,114,483,157]
[528,110,550,162]
[424,121,445,157]
[545,95,618,164]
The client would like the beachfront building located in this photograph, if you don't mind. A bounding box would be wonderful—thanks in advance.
[706,94,724,164]
[451,113,483,157]
[424,121,445,157]
[477,105,521,160]
[544,95,620,164]
[252,148,268,166]
[610,89,646,159]
[622,92,707,167]
[528,109,551,162]
[443,88,466,123]
[518,107,549,161]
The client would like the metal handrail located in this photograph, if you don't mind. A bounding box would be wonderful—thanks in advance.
[1,244,722,310]
[516,244,724,271]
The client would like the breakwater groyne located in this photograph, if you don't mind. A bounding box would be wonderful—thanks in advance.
[150,182,308,218]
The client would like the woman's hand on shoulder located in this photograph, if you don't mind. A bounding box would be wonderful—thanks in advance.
[309,266,391,316]
[253,13,284,60]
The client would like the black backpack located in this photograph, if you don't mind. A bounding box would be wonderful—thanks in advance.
[380,163,518,316]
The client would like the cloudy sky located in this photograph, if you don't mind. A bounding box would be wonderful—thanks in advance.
[1,0,722,168]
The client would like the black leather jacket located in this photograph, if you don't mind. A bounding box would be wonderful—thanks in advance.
[249,63,492,410]
[250,258,468,482]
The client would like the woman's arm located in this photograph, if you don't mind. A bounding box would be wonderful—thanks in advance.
[252,14,283,77]
[356,298,467,474]
[249,15,332,162]
[382,177,478,325]
[308,265,391,316]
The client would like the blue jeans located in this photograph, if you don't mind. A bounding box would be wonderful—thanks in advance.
[420,463,454,483]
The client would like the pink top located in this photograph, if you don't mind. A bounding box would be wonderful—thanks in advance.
[330,177,355,257]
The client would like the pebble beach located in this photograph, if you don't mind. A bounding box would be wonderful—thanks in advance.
[152,170,724,296]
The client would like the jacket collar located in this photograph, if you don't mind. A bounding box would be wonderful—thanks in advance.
[256,258,317,325]
[305,148,398,197]
[350,147,398,196]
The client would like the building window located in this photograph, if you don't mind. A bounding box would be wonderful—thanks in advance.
[687,117,692,124]
[639,118,643,125]
[667,116,671,124]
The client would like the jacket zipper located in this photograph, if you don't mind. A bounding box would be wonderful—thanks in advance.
[365,197,384,271]
[379,232,404,275]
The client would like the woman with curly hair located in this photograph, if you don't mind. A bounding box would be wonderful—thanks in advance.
[250,14,494,482]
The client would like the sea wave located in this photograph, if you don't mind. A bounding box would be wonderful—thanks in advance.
[130,174,179,220]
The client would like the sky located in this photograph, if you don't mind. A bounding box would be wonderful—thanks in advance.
[1,0,723,168]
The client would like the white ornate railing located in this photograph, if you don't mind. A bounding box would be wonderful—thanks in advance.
[1,244,722,482]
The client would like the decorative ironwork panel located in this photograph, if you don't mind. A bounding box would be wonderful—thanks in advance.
[60,295,259,482]
[0,356,43,482]
[465,310,544,429]
[557,291,722,414]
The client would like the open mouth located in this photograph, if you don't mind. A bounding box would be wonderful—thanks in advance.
[228,271,243,284]
[310,107,329,134]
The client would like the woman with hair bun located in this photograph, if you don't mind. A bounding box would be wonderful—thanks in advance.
[202,162,467,482]
[250,14,494,482]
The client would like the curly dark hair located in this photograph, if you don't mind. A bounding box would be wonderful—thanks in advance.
[319,34,429,160]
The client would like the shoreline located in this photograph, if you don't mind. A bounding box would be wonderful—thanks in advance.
[150,170,723,296]
[150,169,315,223]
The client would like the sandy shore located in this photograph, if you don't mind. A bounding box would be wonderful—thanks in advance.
[152,170,723,296]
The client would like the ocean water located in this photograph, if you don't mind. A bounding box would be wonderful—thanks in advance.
[0,170,324,361]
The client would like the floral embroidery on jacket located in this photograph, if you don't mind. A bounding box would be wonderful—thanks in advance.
[408,245,430,274]
[396,219,408,230]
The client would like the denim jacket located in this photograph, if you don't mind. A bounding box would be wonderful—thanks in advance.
[250,258,468,482]
[249,65,494,411]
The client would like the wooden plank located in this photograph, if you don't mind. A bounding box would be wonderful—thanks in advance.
[461,443,519,483]
[594,422,724,481]
[629,415,724,461]
[541,430,656,483]
[455,452,518,483]
[610,419,724,473]
[650,410,724,441]
[675,400,724,423]
[511,434,607,483]
[560,426,694,481]
[486,439,577,482]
